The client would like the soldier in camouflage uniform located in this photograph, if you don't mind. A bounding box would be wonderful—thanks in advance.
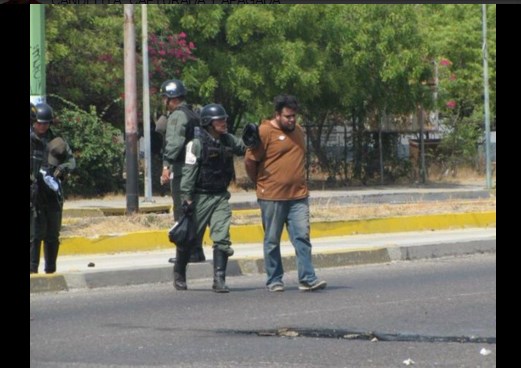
[175,104,246,293]
[30,103,75,274]
[159,79,206,263]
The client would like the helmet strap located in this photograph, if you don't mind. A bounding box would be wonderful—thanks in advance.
[207,123,220,139]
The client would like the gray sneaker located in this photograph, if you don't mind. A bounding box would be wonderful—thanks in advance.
[299,280,327,292]
[267,283,285,292]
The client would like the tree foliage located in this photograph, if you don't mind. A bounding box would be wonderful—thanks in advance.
[417,4,496,167]
[43,4,496,195]
[46,6,126,126]
[49,96,124,197]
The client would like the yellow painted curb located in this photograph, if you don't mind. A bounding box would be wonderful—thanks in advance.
[60,211,495,256]
[310,211,496,238]
[61,231,171,255]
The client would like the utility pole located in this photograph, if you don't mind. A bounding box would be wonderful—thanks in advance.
[124,5,139,214]
[378,112,384,185]
[141,5,154,203]
[30,4,46,105]
[482,4,492,189]
[419,107,426,184]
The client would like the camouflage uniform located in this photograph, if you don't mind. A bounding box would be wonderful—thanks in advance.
[176,127,245,292]
[162,102,205,262]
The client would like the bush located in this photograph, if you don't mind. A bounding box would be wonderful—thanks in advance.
[50,99,125,197]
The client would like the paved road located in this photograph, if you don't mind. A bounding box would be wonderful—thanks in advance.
[30,253,496,368]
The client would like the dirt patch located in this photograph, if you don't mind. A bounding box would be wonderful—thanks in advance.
[61,197,495,238]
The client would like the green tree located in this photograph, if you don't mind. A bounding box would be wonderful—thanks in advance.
[417,4,496,169]
[44,5,495,194]
[46,6,126,126]
[334,5,429,183]
[46,5,174,129]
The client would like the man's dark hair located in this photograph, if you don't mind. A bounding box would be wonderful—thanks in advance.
[273,94,299,114]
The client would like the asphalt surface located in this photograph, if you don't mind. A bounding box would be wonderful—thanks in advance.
[30,254,496,367]
[30,184,495,293]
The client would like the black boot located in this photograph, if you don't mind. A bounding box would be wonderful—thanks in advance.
[169,247,205,264]
[44,240,59,274]
[189,245,206,263]
[30,239,42,274]
[173,246,190,290]
[212,249,229,293]
[174,271,187,290]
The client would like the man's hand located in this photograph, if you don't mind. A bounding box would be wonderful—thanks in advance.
[160,167,170,185]
[182,200,194,216]
[53,165,65,179]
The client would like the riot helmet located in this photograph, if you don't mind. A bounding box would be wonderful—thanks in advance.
[242,122,260,149]
[47,137,67,166]
[35,103,54,123]
[160,79,187,99]
[200,104,228,127]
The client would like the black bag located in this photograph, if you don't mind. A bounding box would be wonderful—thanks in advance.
[168,213,196,247]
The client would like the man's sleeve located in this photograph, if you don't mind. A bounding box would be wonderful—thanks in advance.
[163,111,188,163]
[230,134,246,156]
[61,141,76,172]
[180,139,200,201]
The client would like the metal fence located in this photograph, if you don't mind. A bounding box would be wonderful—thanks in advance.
[302,125,496,185]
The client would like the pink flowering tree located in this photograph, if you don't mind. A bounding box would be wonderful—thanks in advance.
[147,32,197,98]
[435,56,482,172]
[436,57,458,119]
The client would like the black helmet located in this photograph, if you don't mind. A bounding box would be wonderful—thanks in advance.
[35,103,54,123]
[242,122,260,149]
[160,79,187,99]
[30,102,37,123]
[200,103,228,127]
[47,137,67,166]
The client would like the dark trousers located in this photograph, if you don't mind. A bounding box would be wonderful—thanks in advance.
[30,203,62,274]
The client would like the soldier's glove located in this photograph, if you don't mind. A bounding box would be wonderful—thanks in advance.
[182,200,194,217]
[242,122,260,149]
[53,165,66,179]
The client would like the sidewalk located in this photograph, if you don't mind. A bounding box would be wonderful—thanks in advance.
[62,183,492,216]
[31,184,496,293]
[30,227,496,293]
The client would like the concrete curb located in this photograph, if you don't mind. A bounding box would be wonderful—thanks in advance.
[30,274,69,293]
[63,204,172,218]
[60,211,496,256]
[31,238,496,293]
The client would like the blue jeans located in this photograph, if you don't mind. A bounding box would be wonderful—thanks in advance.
[258,198,318,287]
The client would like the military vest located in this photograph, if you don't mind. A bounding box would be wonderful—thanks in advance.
[30,130,49,181]
[195,130,234,194]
